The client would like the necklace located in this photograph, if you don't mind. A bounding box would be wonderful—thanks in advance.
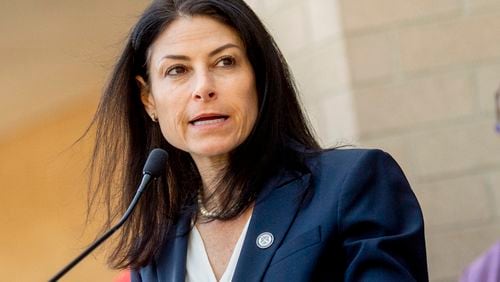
[197,192,220,218]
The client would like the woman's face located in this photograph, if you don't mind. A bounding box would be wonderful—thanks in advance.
[140,15,258,167]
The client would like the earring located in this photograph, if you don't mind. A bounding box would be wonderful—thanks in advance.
[151,113,158,122]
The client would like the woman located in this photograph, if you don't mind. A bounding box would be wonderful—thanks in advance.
[89,0,428,281]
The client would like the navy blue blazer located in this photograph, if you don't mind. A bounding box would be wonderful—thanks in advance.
[132,149,428,281]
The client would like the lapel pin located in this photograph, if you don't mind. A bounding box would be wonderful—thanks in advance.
[256,232,274,249]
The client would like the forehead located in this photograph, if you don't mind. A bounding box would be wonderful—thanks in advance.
[149,15,244,60]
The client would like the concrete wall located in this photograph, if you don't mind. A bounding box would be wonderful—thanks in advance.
[246,0,358,145]
[340,1,500,281]
[249,0,500,281]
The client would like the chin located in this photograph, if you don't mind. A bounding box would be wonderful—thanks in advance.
[189,141,239,161]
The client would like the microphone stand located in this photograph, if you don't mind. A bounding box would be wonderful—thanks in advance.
[49,174,152,281]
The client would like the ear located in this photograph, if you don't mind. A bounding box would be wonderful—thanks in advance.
[136,75,156,117]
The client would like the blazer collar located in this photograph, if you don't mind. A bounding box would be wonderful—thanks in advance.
[154,169,311,282]
[155,212,191,282]
[232,170,311,281]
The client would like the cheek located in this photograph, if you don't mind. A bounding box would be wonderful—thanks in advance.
[155,96,188,146]
[233,86,258,137]
[242,80,259,126]
[244,94,258,126]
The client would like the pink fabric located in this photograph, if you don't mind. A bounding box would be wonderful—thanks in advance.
[113,269,130,282]
[460,241,500,282]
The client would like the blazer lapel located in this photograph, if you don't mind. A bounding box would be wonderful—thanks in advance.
[232,170,312,281]
[156,212,191,282]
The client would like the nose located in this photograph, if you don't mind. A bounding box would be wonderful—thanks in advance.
[192,71,216,102]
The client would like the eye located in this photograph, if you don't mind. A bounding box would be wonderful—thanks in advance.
[166,65,187,76]
[216,56,235,67]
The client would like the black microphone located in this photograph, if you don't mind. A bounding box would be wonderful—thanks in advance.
[49,148,168,281]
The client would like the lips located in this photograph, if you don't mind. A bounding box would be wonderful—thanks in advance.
[189,113,229,126]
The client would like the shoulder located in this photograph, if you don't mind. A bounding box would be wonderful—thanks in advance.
[308,148,419,229]
[305,148,401,179]
[289,147,428,280]
[301,148,413,211]
[315,147,393,165]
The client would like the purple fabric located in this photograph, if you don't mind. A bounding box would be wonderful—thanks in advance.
[460,241,500,282]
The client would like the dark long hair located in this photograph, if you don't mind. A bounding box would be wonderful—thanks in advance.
[88,0,320,269]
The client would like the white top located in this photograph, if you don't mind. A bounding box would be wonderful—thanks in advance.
[185,217,251,282]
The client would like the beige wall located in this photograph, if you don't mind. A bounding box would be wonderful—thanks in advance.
[0,1,150,281]
[0,0,149,137]
[251,0,500,281]
[339,1,500,281]
[0,97,117,280]
[247,0,358,145]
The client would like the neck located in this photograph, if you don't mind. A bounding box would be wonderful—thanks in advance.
[192,154,228,198]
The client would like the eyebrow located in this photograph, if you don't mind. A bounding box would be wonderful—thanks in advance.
[157,43,241,65]
[208,43,240,57]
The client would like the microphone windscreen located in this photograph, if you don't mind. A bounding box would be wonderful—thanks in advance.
[143,148,168,177]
